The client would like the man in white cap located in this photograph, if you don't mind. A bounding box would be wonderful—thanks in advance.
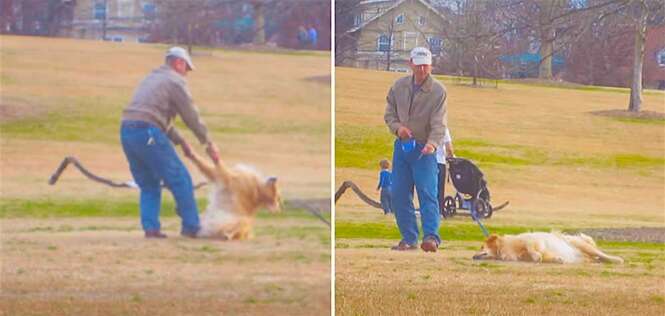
[120,46,220,239]
[384,46,448,252]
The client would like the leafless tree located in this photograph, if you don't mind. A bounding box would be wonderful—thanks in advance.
[626,0,664,112]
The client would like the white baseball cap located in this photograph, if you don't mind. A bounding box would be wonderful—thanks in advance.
[166,46,195,71]
[410,47,432,65]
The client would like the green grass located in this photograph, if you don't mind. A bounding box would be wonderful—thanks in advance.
[336,220,665,250]
[335,123,663,170]
[612,116,665,125]
[335,220,547,241]
[0,197,328,222]
[0,104,328,144]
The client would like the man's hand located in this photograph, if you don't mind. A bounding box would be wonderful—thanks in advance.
[421,143,435,155]
[180,141,193,159]
[397,126,413,139]
[206,142,220,163]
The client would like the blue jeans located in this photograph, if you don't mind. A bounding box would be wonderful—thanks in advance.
[380,188,392,214]
[120,121,200,235]
[391,139,441,245]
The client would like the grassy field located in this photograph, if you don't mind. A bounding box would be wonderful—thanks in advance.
[0,35,330,315]
[335,67,665,315]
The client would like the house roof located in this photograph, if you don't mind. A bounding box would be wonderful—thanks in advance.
[346,0,446,34]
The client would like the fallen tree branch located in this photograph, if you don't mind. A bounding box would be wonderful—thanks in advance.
[334,180,382,209]
[48,156,330,227]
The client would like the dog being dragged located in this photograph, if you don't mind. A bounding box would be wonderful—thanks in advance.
[473,232,624,264]
[186,150,281,240]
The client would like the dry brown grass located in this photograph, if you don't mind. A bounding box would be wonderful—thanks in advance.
[1,35,331,200]
[336,240,664,316]
[2,218,330,315]
[335,67,665,315]
[0,36,330,315]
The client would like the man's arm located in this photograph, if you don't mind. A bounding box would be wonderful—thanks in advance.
[166,126,185,145]
[171,83,210,145]
[171,82,220,162]
[427,90,447,150]
[384,86,402,136]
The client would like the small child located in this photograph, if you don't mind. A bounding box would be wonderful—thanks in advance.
[376,159,393,215]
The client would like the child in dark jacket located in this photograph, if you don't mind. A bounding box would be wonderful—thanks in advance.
[377,159,393,214]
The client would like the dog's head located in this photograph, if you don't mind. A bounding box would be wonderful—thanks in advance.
[473,234,501,260]
[260,176,281,213]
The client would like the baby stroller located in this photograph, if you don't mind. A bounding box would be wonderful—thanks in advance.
[441,157,501,220]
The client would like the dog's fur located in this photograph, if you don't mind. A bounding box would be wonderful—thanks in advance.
[473,232,624,264]
[187,151,281,240]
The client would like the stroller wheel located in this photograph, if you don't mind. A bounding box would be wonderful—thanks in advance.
[442,196,456,218]
[472,199,492,219]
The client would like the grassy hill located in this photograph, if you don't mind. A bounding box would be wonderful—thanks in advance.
[0,35,331,315]
[1,35,331,203]
[335,66,664,228]
[334,66,665,315]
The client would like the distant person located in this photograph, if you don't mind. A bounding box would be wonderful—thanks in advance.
[376,159,393,215]
[308,25,318,49]
[120,47,220,239]
[297,26,309,49]
[384,47,448,252]
[435,127,454,215]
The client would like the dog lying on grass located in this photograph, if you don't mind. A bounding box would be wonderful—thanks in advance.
[473,232,624,264]
[186,150,281,240]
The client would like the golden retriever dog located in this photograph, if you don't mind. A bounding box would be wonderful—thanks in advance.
[186,151,281,240]
[473,232,624,264]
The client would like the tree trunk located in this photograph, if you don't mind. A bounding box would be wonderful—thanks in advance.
[253,2,265,44]
[473,55,479,86]
[537,0,560,80]
[102,0,107,40]
[628,0,647,112]
[386,50,391,71]
[538,30,554,80]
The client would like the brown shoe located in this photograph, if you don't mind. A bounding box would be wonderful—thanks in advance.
[145,230,167,239]
[391,241,417,251]
[420,237,439,252]
[181,231,198,239]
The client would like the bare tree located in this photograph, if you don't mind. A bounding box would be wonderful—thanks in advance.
[334,0,362,65]
[627,0,664,112]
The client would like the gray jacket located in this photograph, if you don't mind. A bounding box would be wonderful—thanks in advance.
[384,74,447,149]
[122,65,209,145]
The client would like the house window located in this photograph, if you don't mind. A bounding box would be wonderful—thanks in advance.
[93,2,106,20]
[395,13,404,24]
[658,49,665,66]
[354,15,362,26]
[404,32,417,50]
[118,0,134,17]
[143,3,156,19]
[378,34,392,52]
[418,16,425,26]
[428,37,443,55]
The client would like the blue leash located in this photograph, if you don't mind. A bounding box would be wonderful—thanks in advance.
[470,201,490,237]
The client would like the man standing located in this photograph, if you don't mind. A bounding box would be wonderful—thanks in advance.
[384,47,448,252]
[120,47,220,239]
